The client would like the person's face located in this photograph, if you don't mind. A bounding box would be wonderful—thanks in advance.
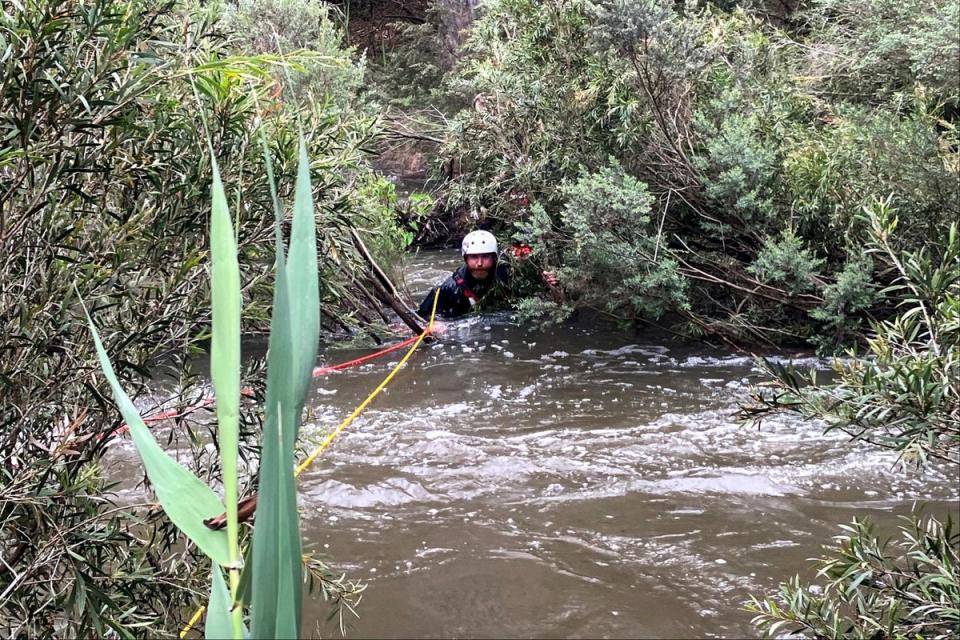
[465,252,496,280]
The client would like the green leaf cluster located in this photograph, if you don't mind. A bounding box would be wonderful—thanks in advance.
[217,0,370,112]
[432,0,958,346]
[747,511,959,639]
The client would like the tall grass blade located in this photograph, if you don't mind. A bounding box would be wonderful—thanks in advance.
[250,256,302,636]
[83,306,230,566]
[209,158,242,559]
[209,154,243,638]
[272,405,298,639]
[250,135,321,637]
[285,137,320,420]
[205,567,235,639]
[280,135,320,626]
[249,233,293,637]
[249,133,319,637]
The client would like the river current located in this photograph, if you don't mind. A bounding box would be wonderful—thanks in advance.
[118,250,958,638]
[294,251,958,638]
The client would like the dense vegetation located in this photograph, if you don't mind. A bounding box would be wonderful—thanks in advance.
[319,2,960,638]
[742,205,958,638]
[0,0,388,634]
[1,0,956,637]
[429,0,958,347]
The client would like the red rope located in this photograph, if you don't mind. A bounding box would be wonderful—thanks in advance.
[103,332,430,440]
[311,333,422,377]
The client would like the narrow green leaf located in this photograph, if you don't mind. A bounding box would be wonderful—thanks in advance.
[250,233,292,639]
[249,133,319,638]
[285,137,320,421]
[250,141,302,638]
[209,156,242,569]
[206,566,234,640]
[272,404,299,639]
[83,305,229,565]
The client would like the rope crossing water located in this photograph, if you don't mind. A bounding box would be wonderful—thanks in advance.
[179,290,440,637]
[107,322,424,440]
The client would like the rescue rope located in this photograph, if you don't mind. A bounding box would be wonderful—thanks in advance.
[180,607,205,639]
[296,291,439,477]
[310,334,420,377]
[108,328,425,441]
[179,290,440,637]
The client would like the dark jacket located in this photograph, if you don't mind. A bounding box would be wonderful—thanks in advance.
[417,262,511,319]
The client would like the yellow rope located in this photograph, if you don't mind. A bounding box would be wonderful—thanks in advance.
[180,606,206,638]
[180,290,439,637]
[295,289,439,477]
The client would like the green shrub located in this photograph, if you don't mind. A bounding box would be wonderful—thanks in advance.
[352,175,420,279]
[696,105,779,226]
[0,1,379,634]
[744,201,959,464]
[780,102,958,253]
[747,512,960,640]
[433,0,957,345]
[809,258,878,350]
[799,0,960,103]
[439,0,610,218]
[366,20,449,110]
[516,159,689,323]
[748,229,825,294]
[742,201,959,637]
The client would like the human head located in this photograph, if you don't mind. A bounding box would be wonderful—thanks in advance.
[461,230,498,280]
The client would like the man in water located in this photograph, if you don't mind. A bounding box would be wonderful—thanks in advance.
[417,230,558,319]
[417,230,509,319]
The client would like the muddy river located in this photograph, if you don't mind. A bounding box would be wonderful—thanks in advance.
[291,251,958,638]
[118,250,957,638]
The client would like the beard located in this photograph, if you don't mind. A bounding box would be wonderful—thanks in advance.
[469,268,490,280]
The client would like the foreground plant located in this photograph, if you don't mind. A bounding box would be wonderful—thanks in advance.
[747,512,959,639]
[742,200,959,466]
[742,200,959,637]
[85,137,319,637]
[1,1,379,634]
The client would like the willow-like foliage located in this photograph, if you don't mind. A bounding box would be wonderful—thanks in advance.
[87,137,320,638]
[1,1,381,635]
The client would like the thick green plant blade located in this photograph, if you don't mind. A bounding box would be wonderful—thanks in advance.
[84,308,229,566]
[271,405,298,639]
[285,137,320,421]
[209,157,242,566]
[250,134,319,638]
[280,135,319,627]
[205,566,233,640]
[250,252,300,638]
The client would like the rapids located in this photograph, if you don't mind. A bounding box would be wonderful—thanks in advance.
[292,251,958,638]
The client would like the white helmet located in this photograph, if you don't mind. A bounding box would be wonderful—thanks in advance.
[461,230,498,256]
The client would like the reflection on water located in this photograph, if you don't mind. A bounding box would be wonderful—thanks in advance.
[291,251,957,638]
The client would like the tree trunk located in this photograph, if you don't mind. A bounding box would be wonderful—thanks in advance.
[438,0,479,67]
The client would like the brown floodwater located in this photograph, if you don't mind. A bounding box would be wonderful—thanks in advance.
[292,251,958,638]
[115,250,959,639]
